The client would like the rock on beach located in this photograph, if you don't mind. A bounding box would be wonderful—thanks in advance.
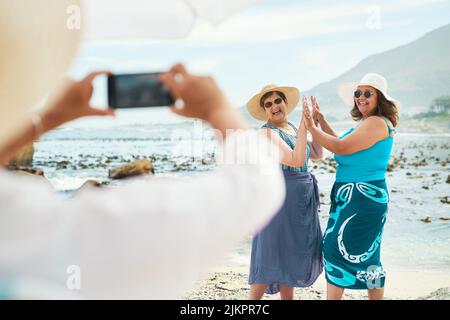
[108,159,154,180]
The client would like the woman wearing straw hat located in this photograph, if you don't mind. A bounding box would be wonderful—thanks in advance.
[246,85,324,300]
[0,1,286,299]
[302,73,399,300]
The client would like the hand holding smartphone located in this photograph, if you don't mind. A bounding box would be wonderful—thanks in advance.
[108,72,175,109]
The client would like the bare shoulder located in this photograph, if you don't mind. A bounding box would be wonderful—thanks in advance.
[357,116,392,138]
[359,116,389,129]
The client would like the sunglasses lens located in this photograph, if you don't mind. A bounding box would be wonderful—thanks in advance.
[275,98,282,104]
[364,91,372,99]
[264,102,272,108]
[354,90,361,98]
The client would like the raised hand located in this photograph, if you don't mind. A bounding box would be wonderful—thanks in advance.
[159,63,245,137]
[159,64,229,122]
[43,71,115,130]
[302,96,316,131]
[311,96,324,126]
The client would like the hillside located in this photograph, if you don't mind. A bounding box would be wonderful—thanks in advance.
[306,24,450,118]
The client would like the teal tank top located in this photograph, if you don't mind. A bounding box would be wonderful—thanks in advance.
[334,118,395,182]
[262,122,311,172]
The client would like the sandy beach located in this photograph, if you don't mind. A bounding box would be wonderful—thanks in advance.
[183,266,450,300]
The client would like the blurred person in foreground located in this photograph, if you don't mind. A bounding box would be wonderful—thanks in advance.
[0,1,285,299]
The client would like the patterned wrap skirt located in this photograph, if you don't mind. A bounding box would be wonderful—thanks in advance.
[248,171,323,294]
[322,179,389,290]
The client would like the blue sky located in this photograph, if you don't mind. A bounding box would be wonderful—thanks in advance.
[73,0,450,107]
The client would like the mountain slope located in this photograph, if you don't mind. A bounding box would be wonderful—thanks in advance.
[307,23,450,117]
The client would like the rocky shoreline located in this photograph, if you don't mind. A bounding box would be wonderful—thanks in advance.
[33,152,217,174]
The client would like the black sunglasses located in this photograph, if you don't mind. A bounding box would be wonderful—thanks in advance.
[354,90,375,99]
[264,98,283,108]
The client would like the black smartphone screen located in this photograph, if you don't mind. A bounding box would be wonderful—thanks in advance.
[108,73,175,108]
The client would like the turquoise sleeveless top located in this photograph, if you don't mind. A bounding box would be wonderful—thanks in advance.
[334,117,395,182]
[262,122,311,172]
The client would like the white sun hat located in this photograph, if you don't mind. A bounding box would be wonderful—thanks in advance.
[0,0,81,150]
[246,85,300,121]
[337,73,400,109]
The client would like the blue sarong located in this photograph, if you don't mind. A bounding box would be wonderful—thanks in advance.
[322,180,388,290]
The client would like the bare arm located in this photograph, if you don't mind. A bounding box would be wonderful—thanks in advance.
[0,121,36,166]
[309,137,323,160]
[262,124,308,168]
[311,96,338,138]
[0,71,115,166]
[160,67,247,139]
[318,118,339,138]
[304,105,389,155]
[262,100,309,168]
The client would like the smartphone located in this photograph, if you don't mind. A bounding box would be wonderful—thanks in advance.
[107,72,175,108]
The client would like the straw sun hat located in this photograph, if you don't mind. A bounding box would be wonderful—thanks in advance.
[337,73,400,109]
[0,0,81,150]
[246,85,300,121]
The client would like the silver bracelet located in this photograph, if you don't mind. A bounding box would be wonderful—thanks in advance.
[31,114,44,139]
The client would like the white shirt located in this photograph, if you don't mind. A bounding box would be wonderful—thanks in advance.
[0,130,285,299]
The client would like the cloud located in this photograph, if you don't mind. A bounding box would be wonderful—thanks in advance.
[181,0,449,45]
[185,57,224,74]
[81,0,263,41]
[81,0,448,46]
[174,4,368,45]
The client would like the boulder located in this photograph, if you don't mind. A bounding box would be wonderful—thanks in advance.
[440,196,450,204]
[5,166,52,188]
[80,179,104,188]
[108,159,154,180]
[6,165,44,176]
[73,179,107,194]
[9,143,34,166]
[420,216,432,223]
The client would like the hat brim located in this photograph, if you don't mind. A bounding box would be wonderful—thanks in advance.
[246,86,300,121]
[0,0,81,150]
[337,82,401,109]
